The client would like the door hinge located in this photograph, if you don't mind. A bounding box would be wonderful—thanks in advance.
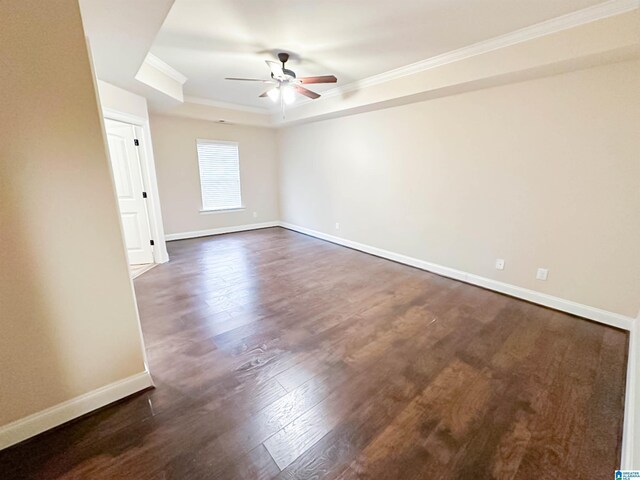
[150,239,155,246]
[142,191,147,199]
[134,139,139,146]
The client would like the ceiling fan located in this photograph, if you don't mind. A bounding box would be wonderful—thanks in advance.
[225,53,337,107]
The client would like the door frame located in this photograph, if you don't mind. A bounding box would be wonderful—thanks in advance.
[103,108,169,264]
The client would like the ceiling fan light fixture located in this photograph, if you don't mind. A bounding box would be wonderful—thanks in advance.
[226,52,336,112]
[282,85,296,105]
[266,87,280,102]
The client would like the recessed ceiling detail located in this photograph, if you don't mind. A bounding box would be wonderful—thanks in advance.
[150,0,608,110]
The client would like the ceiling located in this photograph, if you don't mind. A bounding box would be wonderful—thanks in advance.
[150,0,606,110]
[79,0,177,108]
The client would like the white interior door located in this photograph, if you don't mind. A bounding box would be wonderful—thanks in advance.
[105,119,154,265]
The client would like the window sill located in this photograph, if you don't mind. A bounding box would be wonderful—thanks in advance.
[199,207,246,214]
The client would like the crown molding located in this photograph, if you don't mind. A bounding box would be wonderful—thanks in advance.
[173,0,638,119]
[184,96,270,115]
[145,53,188,85]
[286,0,640,110]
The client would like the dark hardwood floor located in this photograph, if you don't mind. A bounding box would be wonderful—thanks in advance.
[0,227,628,479]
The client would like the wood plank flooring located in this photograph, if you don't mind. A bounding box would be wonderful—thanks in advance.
[0,227,628,479]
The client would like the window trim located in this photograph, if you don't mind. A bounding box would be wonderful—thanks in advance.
[195,138,243,213]
[199,207,246,214]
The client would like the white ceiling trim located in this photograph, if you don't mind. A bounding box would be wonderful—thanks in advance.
[184,96,269,114]
[145,53,188,85]
[276,0,639,112]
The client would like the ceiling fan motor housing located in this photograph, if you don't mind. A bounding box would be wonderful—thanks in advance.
[276,52,296,79]
[278,52,290,63]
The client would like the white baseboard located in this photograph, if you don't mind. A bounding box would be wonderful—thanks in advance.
[279,222,634,331]
[622,320,638,469]
[165,221,279,241]
[0,370,153,451]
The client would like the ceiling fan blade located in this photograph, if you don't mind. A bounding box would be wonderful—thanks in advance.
[259,87,276,98]
[266,60,286,80]
[225,77,273,82]
[293,84,321,100]
[298,75,337,84]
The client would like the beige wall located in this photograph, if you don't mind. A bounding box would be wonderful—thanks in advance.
[150,115,279,235]
[0,0,146,427]
[279,59,640,318]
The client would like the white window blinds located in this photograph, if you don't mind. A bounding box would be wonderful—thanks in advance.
[196,140,243,211]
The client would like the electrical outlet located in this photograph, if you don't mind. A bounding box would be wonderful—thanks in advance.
[495,259,505,270]
[536,268,548,281]
[252,211,258,218]
[335,222,340,230]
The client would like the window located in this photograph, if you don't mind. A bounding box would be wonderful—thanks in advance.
[196,139,243,211]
